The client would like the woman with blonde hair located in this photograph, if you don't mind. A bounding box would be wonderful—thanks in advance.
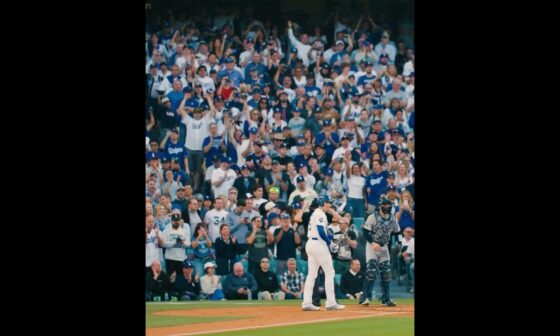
[396,190,415,232]
[395,163,414,190]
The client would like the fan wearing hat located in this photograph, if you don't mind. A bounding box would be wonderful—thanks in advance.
[233,165,258,201]
[243,52,268,82]
[211,156,237,198]
[268,107,288,132]
[331,131,354,163]
[217,56,244,87]
[287,107,306,138]
[177,93,216,193]
[161,209,192,277]
[199,262,226,300]
[246,140,267,170]
[239,37,256,69]
[288,174,319,206]
[171,261,202,301]
[357,60,378,87]
[374,32,396,64]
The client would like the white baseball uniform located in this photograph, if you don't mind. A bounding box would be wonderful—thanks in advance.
[302,207,337,307]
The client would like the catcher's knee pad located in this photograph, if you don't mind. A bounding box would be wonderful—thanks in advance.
[379,261,391,282]
[366,259,378,280]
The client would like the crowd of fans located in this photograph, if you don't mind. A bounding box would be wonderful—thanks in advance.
[146,7,415,302]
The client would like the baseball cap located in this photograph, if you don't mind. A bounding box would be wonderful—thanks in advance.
[324,167,334,176]
[335,40,344,45]
[194,82,202,88]
[380,53,389,58]
[280,142,289,149]
[297,140,305,146]
[249,127,259,135]
[225,57,234,63]
[183,86,193,93]
[387,185,397,191]
[204,262,217,270]
[220,156,232,163]
[268,212,279,222]
[269,186,280,193]
[280,213,291,219]
[291,47,298,53]
[345,115,355,121]
[292,202,302,209]
[161,156,170,163]
[254,141,263,147]
[183,261,194,269]
[204,195,214,201]
[341,135,350,141]
[241,165,250,171]
[387,172,396,179]
[323,119,332,127]
[148,152,159,161]
[372,119,382,124]
[264,202,276,212]
[246,37,254,43]
[177,185,186,191]
[296,176,305,183]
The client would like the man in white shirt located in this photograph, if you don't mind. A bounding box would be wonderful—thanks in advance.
[211,157,237,199]
[204,197,230,242]
[178,97,216,193]
[158,64,189,95]
[195,66,215,94]
[332,135,353,163]
[161,210,192,276]
[374,33,397,64]
[287,21,312,67]
[288,176,318,205]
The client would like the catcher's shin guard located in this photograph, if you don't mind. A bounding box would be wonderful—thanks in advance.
[362,259,378,301]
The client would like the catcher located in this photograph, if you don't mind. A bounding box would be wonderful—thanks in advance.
[360,196,400,306]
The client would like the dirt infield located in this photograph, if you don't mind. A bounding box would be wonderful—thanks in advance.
[147,304,414,336]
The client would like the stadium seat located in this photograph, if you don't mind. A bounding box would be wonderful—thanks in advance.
[297,260,308,274]
[353,218,365,231]
[269,258,277,272]
[334,274,344,299]
[241,259,249,271]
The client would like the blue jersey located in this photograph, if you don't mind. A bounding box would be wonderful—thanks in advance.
[315,131,340,157]
[365,172,388,205]
[165,140,188,170]
[202,135,224,168]
[304,85,321,97]
[357,74,377,87]
[395,204,415,230]
[167,90,185,112]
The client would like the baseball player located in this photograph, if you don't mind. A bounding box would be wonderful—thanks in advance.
[360,196,400,306]
[301,195,346,311]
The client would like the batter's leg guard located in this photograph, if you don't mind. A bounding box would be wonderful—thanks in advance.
[379,261,395,305]
[361,259,378,302]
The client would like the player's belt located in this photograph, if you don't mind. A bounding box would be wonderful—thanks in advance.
[311,237,318,240]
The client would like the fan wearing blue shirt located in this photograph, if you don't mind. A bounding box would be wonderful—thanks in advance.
[161,129,189,172]
[314,119,340,157]
[217,57,244,87]
[365,160,388,214]
[357,61,377,87]
[202,123,226,168]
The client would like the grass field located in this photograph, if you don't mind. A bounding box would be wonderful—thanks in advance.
[146,298,414,335]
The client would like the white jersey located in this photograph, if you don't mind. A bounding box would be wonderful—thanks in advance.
[161,226,191,262]
[182,113,212,151]
[204,209,229,242]
[307,208,328,242]
[146,230,159,267]
[211,168,237,198]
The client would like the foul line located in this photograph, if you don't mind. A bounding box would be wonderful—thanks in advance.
[164,311,408,336]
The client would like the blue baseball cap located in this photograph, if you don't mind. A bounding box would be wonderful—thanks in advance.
[183,261,194,269]
[387,185,397,191]
[268,212,279,222]
[148,152,159,161]
[225,57,234,63]
[387,172,396,179]
[280,213,291,219]
[249,127,258,135]
[220,156,232,163]
[183,86,193,93]
[297,140,306,146]
[324,167,333,176]
[291,47,298,53]
[246,37,254,43]
[292,202,302,209]
[296,176,305,183]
